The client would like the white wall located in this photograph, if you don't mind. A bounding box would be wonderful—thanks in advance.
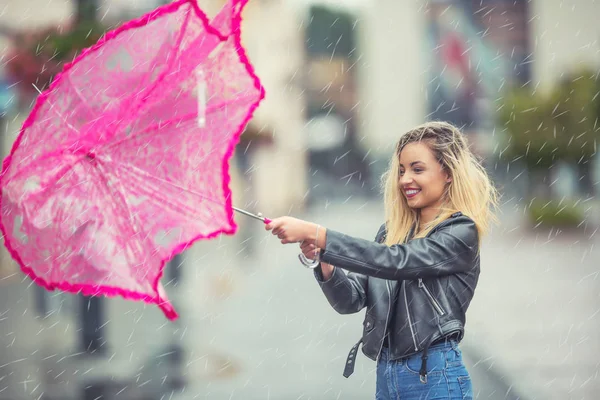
[351,0,426,185]
[237,0,308,215]
[0,0,72,30]
[531,0,600,91]
[356,0,426,154]
[98,0,165,21]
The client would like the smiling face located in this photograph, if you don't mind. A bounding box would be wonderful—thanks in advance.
[398,141,451,219]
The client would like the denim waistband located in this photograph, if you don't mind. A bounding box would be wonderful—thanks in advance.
[380,338,457,360]
[428,337,458,352]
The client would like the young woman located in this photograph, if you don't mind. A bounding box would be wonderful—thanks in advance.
[265,121,498,399]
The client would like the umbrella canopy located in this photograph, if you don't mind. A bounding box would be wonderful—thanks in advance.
[0,0,264,319]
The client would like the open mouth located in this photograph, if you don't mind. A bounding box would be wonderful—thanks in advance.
[405,189,421,199]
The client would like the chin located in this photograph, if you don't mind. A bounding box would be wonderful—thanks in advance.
[405,200,421,209]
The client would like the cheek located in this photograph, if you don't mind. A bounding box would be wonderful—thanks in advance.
[418,176,446,196]
[432,180,448,196]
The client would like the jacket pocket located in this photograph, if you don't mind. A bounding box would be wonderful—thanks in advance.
[363,315,376,334]
[418,279,446,316]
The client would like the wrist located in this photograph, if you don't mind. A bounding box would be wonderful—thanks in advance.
[306,222,326,249]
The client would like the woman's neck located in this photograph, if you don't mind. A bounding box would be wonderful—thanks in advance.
[418,207,440,227]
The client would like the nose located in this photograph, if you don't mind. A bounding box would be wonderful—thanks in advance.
[399,171,413,186]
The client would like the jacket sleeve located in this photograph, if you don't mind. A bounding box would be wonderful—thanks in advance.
[313,224,386,315]
[320,216,479,281]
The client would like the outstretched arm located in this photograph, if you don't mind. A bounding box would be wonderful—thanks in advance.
[266,216,479,281]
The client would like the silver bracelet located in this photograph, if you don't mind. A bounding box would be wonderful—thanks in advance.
[298,224,321,269]
[314,224,320,256]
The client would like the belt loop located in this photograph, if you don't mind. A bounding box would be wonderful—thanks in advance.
[450,337,458,351]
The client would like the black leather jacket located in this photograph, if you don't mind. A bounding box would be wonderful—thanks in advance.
[314,212,480,383]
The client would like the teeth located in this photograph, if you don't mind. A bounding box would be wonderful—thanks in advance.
[406,190,420,195]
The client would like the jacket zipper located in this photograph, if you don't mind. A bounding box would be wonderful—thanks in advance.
[376,280,393,360]
[403,280,419,352]
[375,221,453,358]
[418,279,446,316]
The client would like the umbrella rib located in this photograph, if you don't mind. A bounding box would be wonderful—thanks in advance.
[112,8,194,137]
[3,151,69,188]
[7,157,91,213]
[114,164,215,221]
[53,180,135,287]
[103,92,258,152]
[66,74,98,120]
[92,161,152,277]
[101,157,224,226]
[34,96,81,138]
[105,90,254,149]
[103,112,198,152]
[106,158,226,215]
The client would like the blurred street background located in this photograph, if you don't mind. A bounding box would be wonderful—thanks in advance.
[1,0,599,399]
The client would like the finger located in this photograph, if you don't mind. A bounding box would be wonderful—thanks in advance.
[300,242,315,251]
[304,245,320,255]
[302,247,317,257]
[273,228,284,236]
[266,218,282,231]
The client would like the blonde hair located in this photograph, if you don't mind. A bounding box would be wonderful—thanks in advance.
[381,121,499,246]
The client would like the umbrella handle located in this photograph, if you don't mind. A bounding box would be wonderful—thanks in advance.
[232,207,318,268]
[298,252,320,269]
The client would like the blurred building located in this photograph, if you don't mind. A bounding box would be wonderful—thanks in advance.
[1,0,599,212]
[289,0,426,198]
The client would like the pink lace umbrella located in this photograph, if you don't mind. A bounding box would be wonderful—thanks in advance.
[0,0,265,320]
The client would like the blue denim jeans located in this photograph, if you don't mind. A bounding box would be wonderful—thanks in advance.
[375,340,473,400]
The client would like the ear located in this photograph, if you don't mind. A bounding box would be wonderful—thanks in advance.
[445,172,452,183]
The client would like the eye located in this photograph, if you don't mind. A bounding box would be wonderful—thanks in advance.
[399,170,405,176]
[413,168,423,173]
